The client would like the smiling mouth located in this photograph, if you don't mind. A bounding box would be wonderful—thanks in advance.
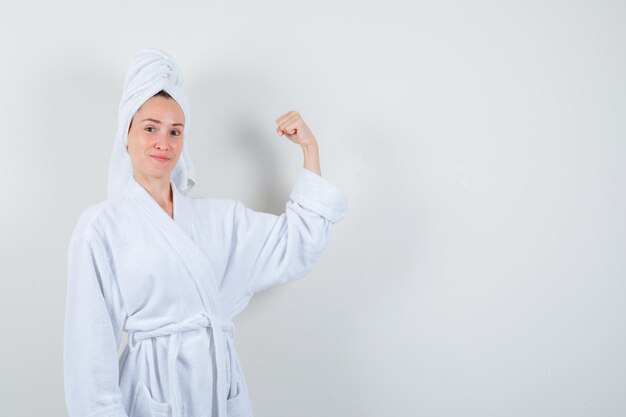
[150,155,170,162]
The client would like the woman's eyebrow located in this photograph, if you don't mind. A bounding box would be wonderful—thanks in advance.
[142,118,184,127]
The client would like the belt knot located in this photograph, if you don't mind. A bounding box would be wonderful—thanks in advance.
[127,311,234,349]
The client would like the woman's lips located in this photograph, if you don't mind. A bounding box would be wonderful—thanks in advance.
[150,155,170,162]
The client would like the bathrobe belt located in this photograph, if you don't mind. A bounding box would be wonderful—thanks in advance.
[127,311,236,417]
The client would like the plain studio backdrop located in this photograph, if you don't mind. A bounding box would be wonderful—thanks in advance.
[1,1,624,416]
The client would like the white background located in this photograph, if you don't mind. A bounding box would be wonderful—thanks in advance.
[1,1,624,416]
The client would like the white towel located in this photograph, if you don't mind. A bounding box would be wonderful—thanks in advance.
[107,48,196,199]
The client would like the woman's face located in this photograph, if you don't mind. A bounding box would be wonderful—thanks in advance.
[127,95,185,182]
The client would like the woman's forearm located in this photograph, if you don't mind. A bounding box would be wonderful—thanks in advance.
[302,142,321,176]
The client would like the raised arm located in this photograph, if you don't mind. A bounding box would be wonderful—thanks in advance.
[218,111,349,318]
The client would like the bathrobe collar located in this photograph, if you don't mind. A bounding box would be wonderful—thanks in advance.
[119,173,220,310]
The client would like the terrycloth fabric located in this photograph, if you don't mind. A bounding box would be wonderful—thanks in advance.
[107,48,196,200]
[64,167,349,417]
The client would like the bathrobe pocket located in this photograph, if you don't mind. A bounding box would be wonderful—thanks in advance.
[226,391,247,417]
[131,381,173,417]
[226,370,253,417]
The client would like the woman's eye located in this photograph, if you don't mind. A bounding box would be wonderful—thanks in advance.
[171,130,181,136]
[145,126,155,133]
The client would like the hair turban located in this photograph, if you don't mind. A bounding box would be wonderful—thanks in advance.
[107,48,196,199]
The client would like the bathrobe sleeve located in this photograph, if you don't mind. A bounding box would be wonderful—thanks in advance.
[223,167,349,316]
[64,210,129,417]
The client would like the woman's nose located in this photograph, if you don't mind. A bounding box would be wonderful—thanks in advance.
[154,133,169,149]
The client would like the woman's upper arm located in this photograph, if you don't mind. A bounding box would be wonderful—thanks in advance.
[219,168,349,317]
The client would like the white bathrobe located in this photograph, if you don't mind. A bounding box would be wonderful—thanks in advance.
[63,167,349,417]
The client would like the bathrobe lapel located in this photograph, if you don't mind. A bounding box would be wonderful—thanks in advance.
[122,175,222,315]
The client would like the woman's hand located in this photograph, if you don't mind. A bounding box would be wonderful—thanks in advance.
[275,110,321,175]
[275,111,317,147]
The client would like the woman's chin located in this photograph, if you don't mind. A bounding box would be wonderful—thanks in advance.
[139,167,174,180]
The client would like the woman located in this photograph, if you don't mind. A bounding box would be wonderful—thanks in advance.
[63,48,349,417]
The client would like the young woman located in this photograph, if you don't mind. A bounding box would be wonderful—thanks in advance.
[63,48,348,417]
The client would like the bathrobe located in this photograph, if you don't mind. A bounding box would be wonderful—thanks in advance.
[63,167,349,417]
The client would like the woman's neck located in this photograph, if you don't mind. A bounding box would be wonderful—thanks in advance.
[133,173,174,218]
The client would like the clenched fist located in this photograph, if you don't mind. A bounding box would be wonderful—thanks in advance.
[275,111,318,147]
[275,110,321,175]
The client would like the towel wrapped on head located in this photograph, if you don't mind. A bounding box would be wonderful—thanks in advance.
[107,48,196,199]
